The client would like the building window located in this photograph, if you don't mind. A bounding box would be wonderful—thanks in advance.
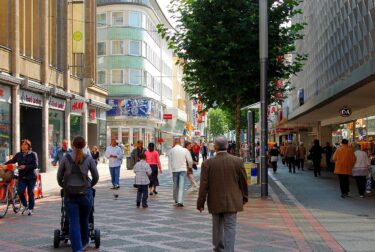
[111,70,123,84]
[112,12,123,26]
[129,40,141,56]
[97,71,106,84]
[97,42,106,56]
[129,69,142,85]
[111,41,124,55]
[97,13,106,27]
[129,11,141,27]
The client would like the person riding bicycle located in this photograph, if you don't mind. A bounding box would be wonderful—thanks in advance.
[4,139,37,216]
[57,136,99,252]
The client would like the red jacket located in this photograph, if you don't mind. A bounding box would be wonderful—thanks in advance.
[192,144,201,154]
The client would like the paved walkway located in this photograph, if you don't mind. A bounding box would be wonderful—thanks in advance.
[0,157,348,251]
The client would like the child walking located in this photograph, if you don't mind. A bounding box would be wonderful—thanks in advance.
[134,153,152,208]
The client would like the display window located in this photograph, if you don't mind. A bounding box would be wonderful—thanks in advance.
[0,84,11,163]
[48,110,64,159]
[70,114,82,143]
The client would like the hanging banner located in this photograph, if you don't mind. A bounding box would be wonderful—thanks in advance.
[72,2,85,53]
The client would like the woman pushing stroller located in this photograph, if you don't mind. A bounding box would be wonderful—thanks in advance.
[57,136,99,252]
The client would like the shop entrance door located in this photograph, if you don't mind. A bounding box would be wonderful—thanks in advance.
[20,106,42,170]
[88,123,98,150]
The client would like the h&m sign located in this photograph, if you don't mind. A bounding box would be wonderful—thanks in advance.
[70,99,85,114]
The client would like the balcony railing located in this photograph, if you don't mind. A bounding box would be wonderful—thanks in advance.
[97,0,150,7]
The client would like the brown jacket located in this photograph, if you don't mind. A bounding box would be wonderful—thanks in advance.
[197,152,248,214]
[332,144,356,175]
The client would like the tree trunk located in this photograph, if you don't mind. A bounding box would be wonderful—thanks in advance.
[235,95,241,156]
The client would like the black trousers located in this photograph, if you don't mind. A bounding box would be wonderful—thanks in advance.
[354,176,367,196]
[288,157,295,173]
[338,174,350,195]
[271,161,277,173]
[298,159,305,170]
[313,159,321,177]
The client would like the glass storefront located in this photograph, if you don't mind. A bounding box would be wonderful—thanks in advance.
[133,128,140,144]
[0,85,11,163]
[97,109,107,157]
[48,110,64,159]
[70,114,82,143]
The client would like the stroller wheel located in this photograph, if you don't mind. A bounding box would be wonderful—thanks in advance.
[53,229,61,248]
[94,229,100,248]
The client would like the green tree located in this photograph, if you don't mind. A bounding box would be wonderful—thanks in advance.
[158,0,306,155]
[207,108,230,137]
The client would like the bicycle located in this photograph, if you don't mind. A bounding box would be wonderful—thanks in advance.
[0,175,21,218]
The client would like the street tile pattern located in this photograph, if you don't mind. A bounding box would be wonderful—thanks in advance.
[0,162,344,252]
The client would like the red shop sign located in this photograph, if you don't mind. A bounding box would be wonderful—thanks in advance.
[163,114,172,120]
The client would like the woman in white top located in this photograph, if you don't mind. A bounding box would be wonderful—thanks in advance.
[353,144,370,197]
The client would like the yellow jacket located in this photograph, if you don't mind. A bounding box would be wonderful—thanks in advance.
[332,144,356,175]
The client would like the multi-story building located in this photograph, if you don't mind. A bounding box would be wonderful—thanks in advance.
[279,0,375,147]
[97,0,188,154]
[0,0,110,172]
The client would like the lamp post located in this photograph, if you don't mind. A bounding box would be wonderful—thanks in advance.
[259,0,268,197]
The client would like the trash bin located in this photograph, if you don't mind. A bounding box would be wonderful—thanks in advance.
[244,162,258,185]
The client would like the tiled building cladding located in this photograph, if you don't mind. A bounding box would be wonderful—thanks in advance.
[290,0,375,111]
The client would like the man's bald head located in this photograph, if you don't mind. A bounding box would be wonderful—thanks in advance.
[214,136,228,151]
[174,138,181,145]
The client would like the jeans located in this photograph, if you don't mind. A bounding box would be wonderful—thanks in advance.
[212,213,237,252]
[210,150,215,158]
[18,178,36,210]
[109,166,120,187]
[172,171,186,204]
[136,185,148,207]
[65,189,93,252]
[288,157,295,173]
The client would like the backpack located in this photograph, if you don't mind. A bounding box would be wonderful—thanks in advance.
[64,154,89,197]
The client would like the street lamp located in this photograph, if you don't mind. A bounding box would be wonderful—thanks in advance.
[259,0,268,197]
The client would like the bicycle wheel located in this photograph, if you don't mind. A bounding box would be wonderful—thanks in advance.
[0,184,10,218]
[11,182,21,213]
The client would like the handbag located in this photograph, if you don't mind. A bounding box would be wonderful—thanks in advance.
[192,163,198,170]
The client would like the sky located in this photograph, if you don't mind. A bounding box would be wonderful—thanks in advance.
[156,0,177,27]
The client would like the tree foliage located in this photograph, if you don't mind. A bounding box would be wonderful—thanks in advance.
[207,108,230,137]
[158,0,306,154]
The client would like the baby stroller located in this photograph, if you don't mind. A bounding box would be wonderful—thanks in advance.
[53,188,100,249]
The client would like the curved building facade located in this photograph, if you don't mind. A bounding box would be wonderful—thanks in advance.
[97,0,186,154]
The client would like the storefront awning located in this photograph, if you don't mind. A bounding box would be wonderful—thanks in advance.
[89,99,112,110]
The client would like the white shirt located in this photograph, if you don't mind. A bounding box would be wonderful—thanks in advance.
[105,145,123,168]
[134,160,152,185]
[167,144,193,173]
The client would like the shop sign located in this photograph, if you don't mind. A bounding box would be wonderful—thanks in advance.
[70,99,85,114]
[89,108,96,121]
[340,106,352,117]
[0,85,11,103]
[49,97,66,111]
[163,114,172,120]
[20,90,42,107]
[194,130,201,136]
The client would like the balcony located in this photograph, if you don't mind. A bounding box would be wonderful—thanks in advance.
[97,0,150,7]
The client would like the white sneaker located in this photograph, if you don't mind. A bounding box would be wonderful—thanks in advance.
[28,209,33,216]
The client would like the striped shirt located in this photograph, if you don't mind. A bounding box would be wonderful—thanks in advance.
[134,160,152,185]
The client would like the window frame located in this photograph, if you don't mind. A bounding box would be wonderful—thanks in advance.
[112,12,124,26]
[97,41,106,56]
[111,69,124,84]
[97,13,107,27]
[111,40,124,55]
[128,69,142,85]
[129,40,141,56]
[97,70,106,85]
[128,11,141,27]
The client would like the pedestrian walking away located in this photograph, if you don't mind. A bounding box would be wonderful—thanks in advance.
[184,141,199,190]
[168,138,193,207]
[286,141,297,173]
[134,153,152,208]
[105,139,123,189]
[309,140,323,177]
[201,142,208,161]
[197,136,248,252]
[269,143,279,173]
[208,141,215,158]
[297,142,306,170]
[332,139,356,198]
[353,144,370,198]
[323,142,334,172]
[57,136,99,252]
[4,139,37,216]
[145,143,162,196]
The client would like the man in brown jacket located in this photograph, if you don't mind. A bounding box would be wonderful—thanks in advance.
[197,136,248,252]
[332,138,356,198]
